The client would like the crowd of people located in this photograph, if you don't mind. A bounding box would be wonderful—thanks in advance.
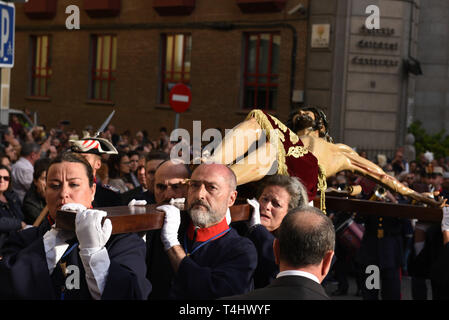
[0,118,447,300]
[325,148,449,300]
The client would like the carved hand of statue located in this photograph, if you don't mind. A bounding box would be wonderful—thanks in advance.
[423,196,447,208]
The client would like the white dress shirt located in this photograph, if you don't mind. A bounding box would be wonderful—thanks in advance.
[277,270,320,284]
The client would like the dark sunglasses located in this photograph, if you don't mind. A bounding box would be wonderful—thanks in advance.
[0,176,10,181]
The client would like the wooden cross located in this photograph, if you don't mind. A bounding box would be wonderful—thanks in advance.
[56,197,443,235]
[314,196,443,222]
[56,204,252,235]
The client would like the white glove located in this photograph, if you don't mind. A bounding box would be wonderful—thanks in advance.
[79,248,110,300]
[61,203,87,214]
[169,197,185,210]
[128,199,147,207]
[75,209,112,251]
[75,209,112,300]
[226,208,232,225]
[246,198,261,228]
[442,207,449,232]
[43,224,75,274]
[158,204,181,250]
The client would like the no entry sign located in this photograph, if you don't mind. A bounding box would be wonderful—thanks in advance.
[169,83,191,113]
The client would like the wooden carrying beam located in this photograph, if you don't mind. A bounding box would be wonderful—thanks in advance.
[316,196,443,222]
[56,197,443,235]
[56,204,251,235]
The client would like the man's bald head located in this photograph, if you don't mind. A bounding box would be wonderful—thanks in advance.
[278,206,335,268]
[154,160,191,204]
[193,163,237,191]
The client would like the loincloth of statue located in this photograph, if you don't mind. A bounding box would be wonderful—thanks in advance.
[246,109,319,200]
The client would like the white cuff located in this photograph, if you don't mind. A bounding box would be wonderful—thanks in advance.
[43,230,69,274]
[79,247,110,300]
[161,236,180,251]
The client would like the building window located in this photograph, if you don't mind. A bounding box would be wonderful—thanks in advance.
[90,34,117,102]
[242,32,281,110]
[30,35,52,97]
[160,33,192,104]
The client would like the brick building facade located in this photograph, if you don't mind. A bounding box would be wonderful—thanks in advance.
[11,0,309,139]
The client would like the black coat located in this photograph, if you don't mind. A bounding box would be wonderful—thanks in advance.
[223,275,330,300]
[356,215,405,269]
[408,223,443,278]
[121,186,155,206]
[22,184,46,225]
[431,242,449,300]
[0,222,152,300]
[0,191,24,249]
[146,215,258,300]
[245,224,279,289]
[170,227,258,300]
[93,182,123,208]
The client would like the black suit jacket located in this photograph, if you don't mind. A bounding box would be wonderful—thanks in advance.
[121,186,155,206]
[93,183,123,208]
[430,242,449,300]
[223,275,330,300]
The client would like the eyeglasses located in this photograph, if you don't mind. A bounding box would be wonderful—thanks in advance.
[0,176,10,181]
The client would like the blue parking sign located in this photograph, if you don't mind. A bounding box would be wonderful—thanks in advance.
[0,1,14,68]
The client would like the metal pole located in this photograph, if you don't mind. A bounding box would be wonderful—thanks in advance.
[174,112,180,130]
[0,68,10,125]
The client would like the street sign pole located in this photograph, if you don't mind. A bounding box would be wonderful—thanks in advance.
[169,83,192,131]
[0,68,10,124]
[0,1,15,127]
[174,113,180,130]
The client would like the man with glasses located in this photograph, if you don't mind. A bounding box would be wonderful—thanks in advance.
[405,173,415,186]
[153,160,190,205]
[121,151,169,205]
[125,151,141,188]
[146,158,191,299]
